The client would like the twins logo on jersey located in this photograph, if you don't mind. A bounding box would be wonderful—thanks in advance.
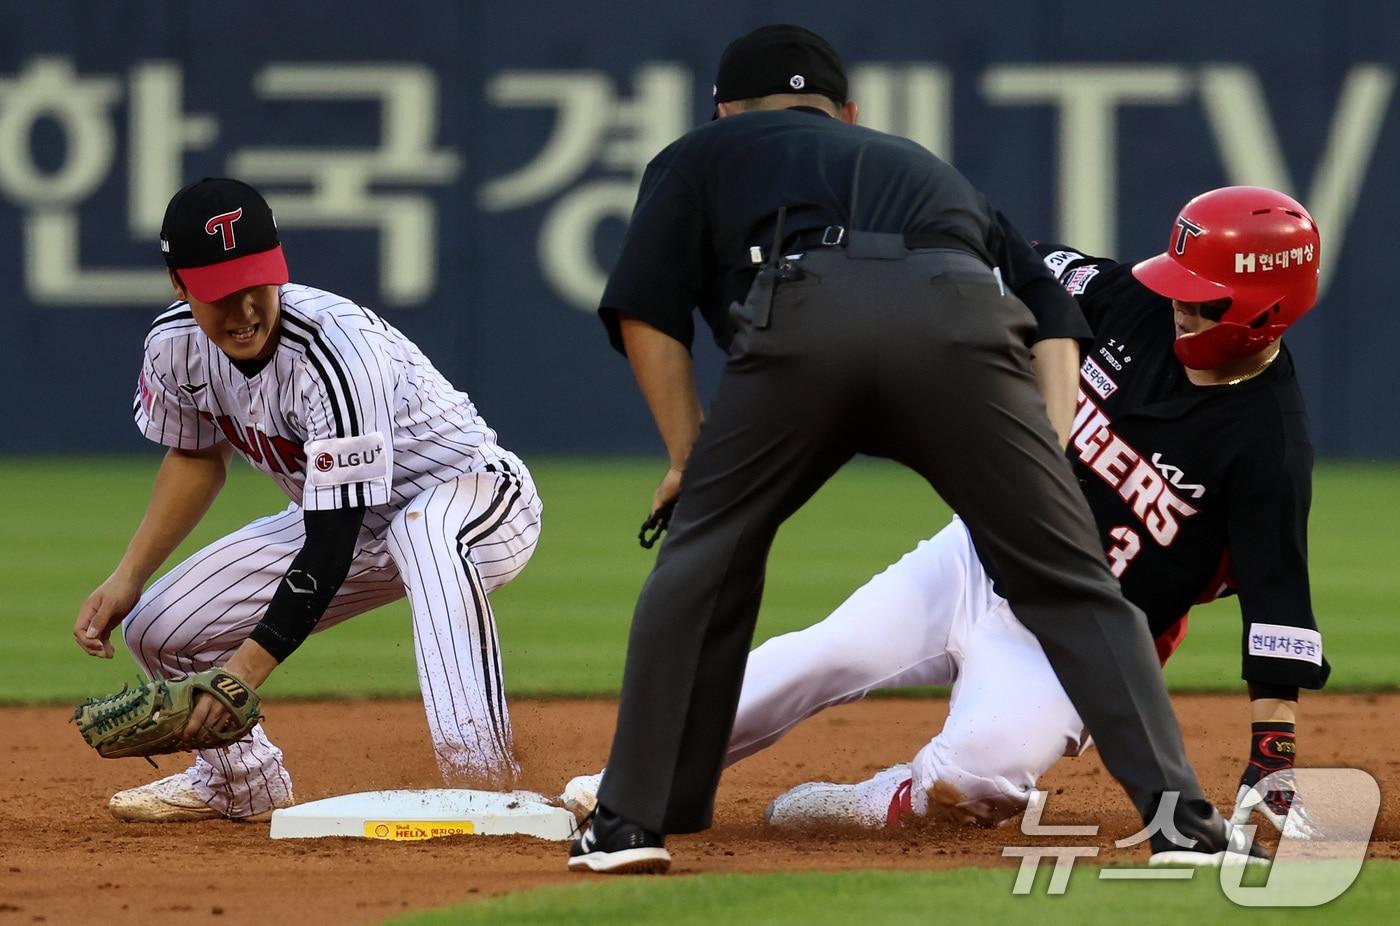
[1070,392,1199,545]
[138,371,155,414]
[199,412,306,475]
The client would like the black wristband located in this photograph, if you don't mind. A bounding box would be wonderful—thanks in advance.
[1248,680,1300,701]
[1247,721,1296,773]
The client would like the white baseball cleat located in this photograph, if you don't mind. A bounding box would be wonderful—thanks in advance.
[109,771,292,823]
[560,771,604,823]
[765,764,916,828]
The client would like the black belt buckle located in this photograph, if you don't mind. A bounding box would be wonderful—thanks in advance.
[820,225,846,247]
[845,231,908,260]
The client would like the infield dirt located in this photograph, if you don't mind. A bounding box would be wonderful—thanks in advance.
[2,694,1397,925]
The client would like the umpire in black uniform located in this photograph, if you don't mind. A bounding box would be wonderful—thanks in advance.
[570,25,1236,873]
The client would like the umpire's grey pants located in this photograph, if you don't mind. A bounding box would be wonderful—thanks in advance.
[598,247,1204,833]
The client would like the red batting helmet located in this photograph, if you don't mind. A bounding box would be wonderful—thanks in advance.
[1132,186,1321,370]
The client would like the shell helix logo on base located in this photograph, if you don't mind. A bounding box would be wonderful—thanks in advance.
[364,820,477,840]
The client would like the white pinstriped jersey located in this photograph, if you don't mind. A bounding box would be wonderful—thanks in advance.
[135,284,513,565]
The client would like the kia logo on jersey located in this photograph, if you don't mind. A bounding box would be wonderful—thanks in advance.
[1149,452,1206,499]
[205,208,244,251]
[315,452,335,472]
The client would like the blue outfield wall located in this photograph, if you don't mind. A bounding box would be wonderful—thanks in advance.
[3,1,1399,457]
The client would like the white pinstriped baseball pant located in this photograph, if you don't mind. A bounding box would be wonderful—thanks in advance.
[121,463,541,817]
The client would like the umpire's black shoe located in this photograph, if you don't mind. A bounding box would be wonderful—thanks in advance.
[1148,799,1271,867]
[568,805,671,874]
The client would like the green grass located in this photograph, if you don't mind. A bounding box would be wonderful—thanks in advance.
[2,457,1397,703]
[390,863,1400,925]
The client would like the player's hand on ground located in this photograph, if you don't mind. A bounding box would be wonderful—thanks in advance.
[1230,769,1323,840]
[73,573,143,658]
[652,465,684,515]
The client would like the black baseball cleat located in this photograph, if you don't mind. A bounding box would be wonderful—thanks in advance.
[568,805,671,874]
[1148,799,1271,867]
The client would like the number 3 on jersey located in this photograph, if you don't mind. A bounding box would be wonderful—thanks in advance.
[1107,526,1142,577]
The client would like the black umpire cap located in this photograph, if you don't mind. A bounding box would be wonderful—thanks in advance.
[712,24,848,115]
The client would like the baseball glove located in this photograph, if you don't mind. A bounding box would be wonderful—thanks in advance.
[72,669,261,759]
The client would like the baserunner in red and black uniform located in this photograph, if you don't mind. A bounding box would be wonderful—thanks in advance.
[564,186,1329,857]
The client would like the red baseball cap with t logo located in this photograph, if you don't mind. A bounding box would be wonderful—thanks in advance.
[159,178,289,303]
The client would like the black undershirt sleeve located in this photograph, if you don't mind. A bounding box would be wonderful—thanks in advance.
[249,506,367,663]
[1226,427,1329,689]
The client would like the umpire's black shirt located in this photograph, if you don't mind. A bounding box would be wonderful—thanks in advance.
[599,107,1088,353]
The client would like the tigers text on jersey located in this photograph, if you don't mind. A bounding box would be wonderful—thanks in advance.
[1037,246,1328,690]
[135,284,512,563]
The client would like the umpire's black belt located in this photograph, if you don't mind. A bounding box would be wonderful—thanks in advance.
[780,225,989,265]
[777,227,1005,293]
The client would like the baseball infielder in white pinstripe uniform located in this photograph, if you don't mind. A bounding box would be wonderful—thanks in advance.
[73,178,541,822]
